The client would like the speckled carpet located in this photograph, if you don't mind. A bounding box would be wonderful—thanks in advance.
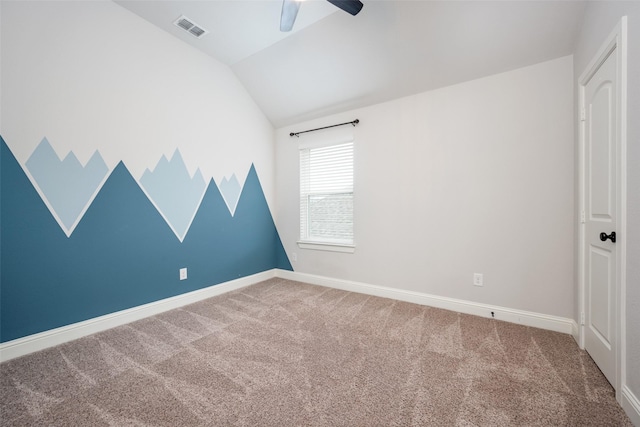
[1,278,632,426]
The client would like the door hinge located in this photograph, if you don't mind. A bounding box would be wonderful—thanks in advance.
[581,312,585,325]
[581,210,586,224]
[580,108,586,122]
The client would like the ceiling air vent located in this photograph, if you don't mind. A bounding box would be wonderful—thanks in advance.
[173,15,209,39]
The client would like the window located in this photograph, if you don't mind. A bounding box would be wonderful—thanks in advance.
[299,141,354,251]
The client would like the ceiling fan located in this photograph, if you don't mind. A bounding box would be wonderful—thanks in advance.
[280,0,364,32]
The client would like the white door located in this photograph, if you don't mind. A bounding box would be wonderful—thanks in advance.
[583,48,617,386]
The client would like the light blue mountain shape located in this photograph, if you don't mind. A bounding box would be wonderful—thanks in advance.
[25,138,109,233]
[139,149,206,241]
[219,174,241,215]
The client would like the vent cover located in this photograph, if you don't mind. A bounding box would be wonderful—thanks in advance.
[173,15,209,39]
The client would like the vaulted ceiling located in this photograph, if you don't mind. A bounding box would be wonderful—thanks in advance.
[115,0,587,127]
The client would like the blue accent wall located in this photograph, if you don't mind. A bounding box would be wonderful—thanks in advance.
[219,174,241,214]
[139,150,206,241]
[0,137,292,342]
[25,138,109,231]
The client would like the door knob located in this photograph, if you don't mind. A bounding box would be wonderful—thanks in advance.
[600,231,616,243]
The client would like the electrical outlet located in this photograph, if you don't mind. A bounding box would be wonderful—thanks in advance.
[179,268,187,281]
[473,273,483,287]
[291,252,297,262]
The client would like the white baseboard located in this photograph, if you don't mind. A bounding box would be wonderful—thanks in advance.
[0,269,581,363]
[570,319,581,346]
[622,385,640,427]
[275,270,574,335]
[0,270,276,363]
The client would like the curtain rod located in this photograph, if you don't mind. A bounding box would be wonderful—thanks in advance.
[290,119,359,137]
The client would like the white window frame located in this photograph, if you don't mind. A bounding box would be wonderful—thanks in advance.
[298,138,355,253]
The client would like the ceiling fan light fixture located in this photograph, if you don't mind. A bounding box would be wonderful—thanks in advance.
[280,0,301,32]
[280,0,364,32]
[326,0,364,16]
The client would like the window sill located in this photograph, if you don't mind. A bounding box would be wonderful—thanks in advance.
[297,241,355,253]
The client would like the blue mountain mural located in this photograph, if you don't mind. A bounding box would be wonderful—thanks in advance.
[1,138,292,343]
[139,149,207,241]
[219,174,241,215]
[25,138,109,233]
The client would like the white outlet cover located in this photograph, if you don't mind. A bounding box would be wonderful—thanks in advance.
[179,268,187,280]
[473,273,483,286]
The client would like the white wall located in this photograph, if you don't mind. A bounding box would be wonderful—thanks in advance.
[573,0,640,415]
[0,0,275,204]
[276,56,575,318]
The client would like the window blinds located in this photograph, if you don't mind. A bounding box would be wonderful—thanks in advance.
[300,142,354,245]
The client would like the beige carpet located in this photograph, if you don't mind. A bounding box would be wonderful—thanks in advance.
[1,278,632,426]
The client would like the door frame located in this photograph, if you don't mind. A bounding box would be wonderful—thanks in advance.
[577,16,627,401]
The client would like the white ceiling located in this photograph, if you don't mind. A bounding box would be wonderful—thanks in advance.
[115,0,587,128]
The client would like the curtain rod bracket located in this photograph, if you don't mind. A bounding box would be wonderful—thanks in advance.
[290,119,359,138]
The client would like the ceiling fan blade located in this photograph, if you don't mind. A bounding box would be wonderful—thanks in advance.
[280,0,301,32]
[326,0,363,16]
